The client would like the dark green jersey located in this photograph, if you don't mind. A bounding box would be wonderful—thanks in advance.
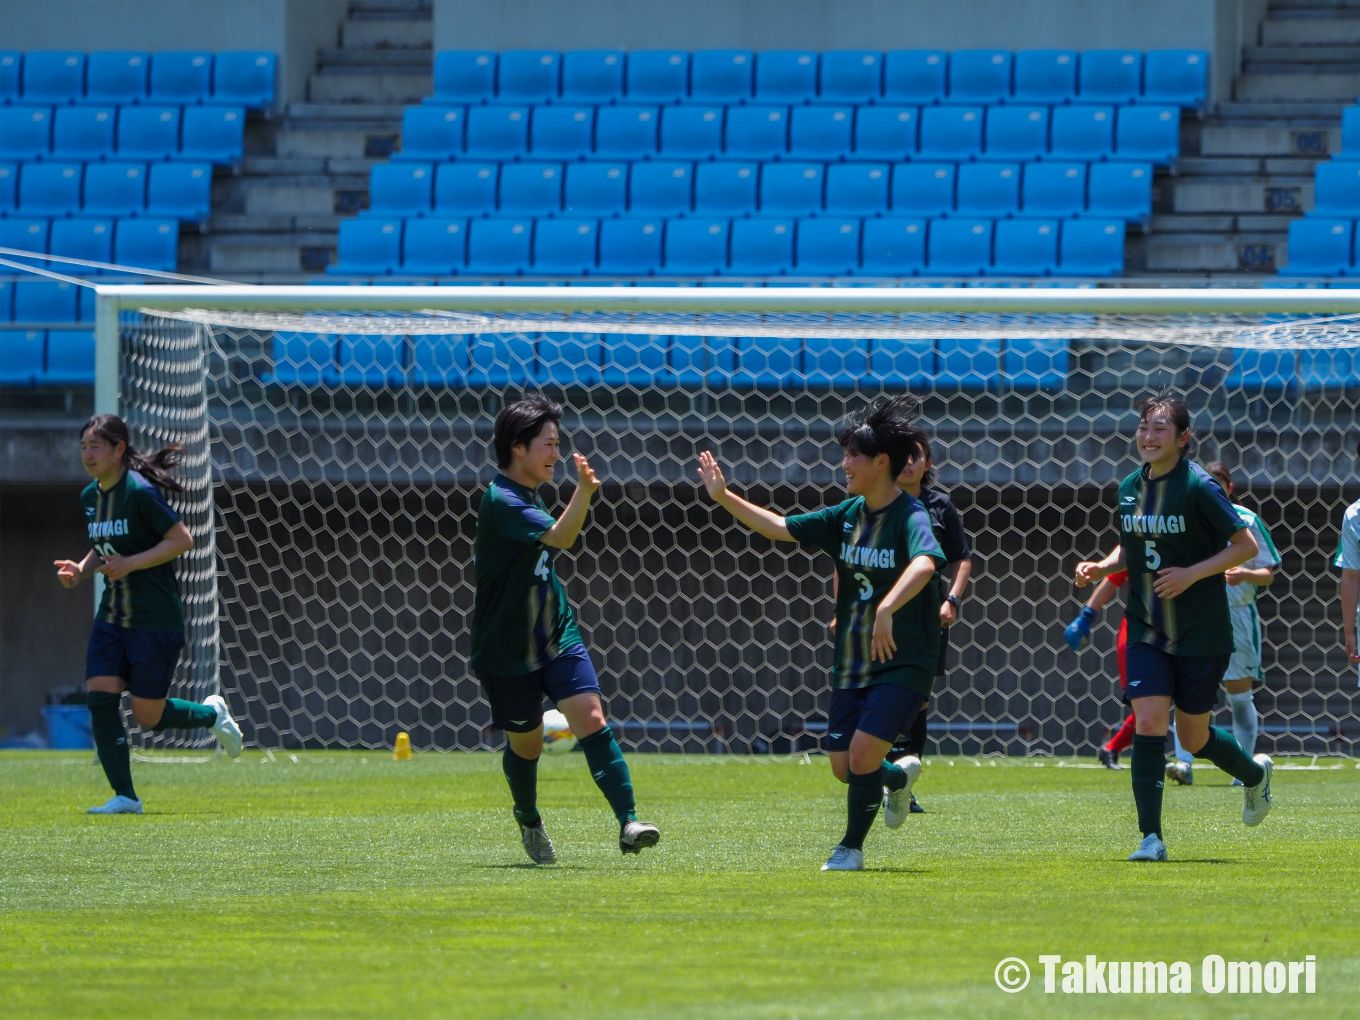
[471,475,584,676]
[81,470,184,634]
[1117,458,1246,657]
[786,493,945,695]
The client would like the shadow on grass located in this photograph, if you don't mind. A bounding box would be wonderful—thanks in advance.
[468,863,592,870]
[1166,858,1237,865]
[861,867,932,874]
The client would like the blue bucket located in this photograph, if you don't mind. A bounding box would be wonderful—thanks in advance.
[43,705,94,750]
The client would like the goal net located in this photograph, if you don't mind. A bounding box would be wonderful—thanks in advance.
[102,286,1360,756]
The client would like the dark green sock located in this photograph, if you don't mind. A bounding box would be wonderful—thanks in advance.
[881,759,907,792]
[1130,734,1165,838]
[841,768,884,851]
[502,745,540,827]
[1194,726,1265,787]
[150,698,217,732]
[577,726,636,826]
[87,691,137,801]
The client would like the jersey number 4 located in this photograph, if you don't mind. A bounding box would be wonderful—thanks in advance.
[1144,541,1161,571]
[534,550,550,581]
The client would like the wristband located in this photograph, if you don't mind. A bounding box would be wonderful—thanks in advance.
[945,595,961,609]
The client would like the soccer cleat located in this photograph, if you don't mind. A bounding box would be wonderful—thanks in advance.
[821,845,864,871]
[909,794,924,813]
[87,794,143,815]
[1127,833,1167,862]
[1242,754,1273,827]
[1098,747,1121,769]
[620,819,660,854]
[516,813,558,865]
[882,754,922,830]
[1165,760,1193,786]
[204,694,243,759]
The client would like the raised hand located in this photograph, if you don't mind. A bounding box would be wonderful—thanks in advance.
[573,452,600,496]
[696,451,728,500]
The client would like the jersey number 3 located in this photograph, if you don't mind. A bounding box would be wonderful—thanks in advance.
[1144,541,1161,571]
[854,572,873,601]
[533,550,550,581]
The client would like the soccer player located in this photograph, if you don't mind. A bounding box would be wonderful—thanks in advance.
[698,397,945,872]
[1073,396,1272,863]
[55,415,242,815]
[471,395,659,864]
[1064,561,1133,768]
[1335,438,1360,684]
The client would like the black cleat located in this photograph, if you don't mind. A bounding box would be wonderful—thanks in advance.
[620,819,660,854]
[908,794,924,813]
[1098,747,1121,769]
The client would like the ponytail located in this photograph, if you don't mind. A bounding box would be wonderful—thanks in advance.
[80,414,186,494]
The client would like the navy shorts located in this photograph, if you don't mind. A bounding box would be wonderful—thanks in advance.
[476,644,602,733]
[85,620,185,700]
[1125,643,1229,716]
[825,683,928,751]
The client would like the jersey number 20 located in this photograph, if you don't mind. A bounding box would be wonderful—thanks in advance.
[534,550,550,581]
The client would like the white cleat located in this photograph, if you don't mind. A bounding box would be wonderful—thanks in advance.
[517,814,558,865]
[882,755,922,830]
[1128,833,1167,862]
[821,845,864,871]
[87,794,143,815]
[1242,754,1273,827]
[204,694,243,758]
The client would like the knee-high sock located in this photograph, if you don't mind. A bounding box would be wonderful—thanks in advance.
[1194,726,1265,787]
[1130,734,1165,838]
[1169,717,1194,764]
[87,691,136,801]
[502,744,540,827]
[841,767,885,851]
[905,705,928,758]
[1106,713,1137,754]
[1226,691,1259,757]
[881,758,908,791]
[577,726,636,825]
[150,698,217,731]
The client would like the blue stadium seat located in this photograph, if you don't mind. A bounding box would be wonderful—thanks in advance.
[86,52,149,105]
[869,336,934,388]
[149,52,213,104]
[984,106,1048,161]
[22,52,84,104]
[0,218,50,255]
[0,163,15,212]
[598,217,662,274]
[15,280,78,321]
[1004,337,1069,392]
[1299,347,1360,391]
[1021,162,1086,217]
[46,330,96,384]
[756,51,817,103]
[826,162,888,216]
[433,51,495,104]
[51,106,115,160]
[918,105,983,161]
[1050,104,1114,161]
[435,162,497,216]
[853,106,917,160]
[789,105,851,160]
[1142,50,1208,112]
[467,218,532,274]
[409,334,470,387]
[860,218,925,275]
[116,106,180,160]
[690,50,754,103]
[396,106,464,161]
[465,105,529,159]
[1115,106,1179,165]
[948,49,1012,105]
[83,162,146,217]
[145,162,212,221]
[926,218,993,276]
[266,332,333,386]
[213,52,276,108]
[956,162,1019,217]
[0,53,20,104]
[1279,219,1352,276]
[327,334,406,386]
[20,162,81,216]
[602,333,667,386]
[0,107,52,161]
[724,105,788,160]
[536,332,603,385]
[820,51,882,104]
[496,50,560,104]
[400,218,466,275]
[630,161,692,216]
[883,50,946,104]
[369,162,433,216]
[1055,218,1124,276]
[734,335,801,387]
[662,218,729,274]
[1078,50,1142,104]
[803,335,867,389]
[1314,162,1360,216]
[937,337,1001,390]
[795,217,859,275]
[180,105,244,164]
[499,161,562,216]
[0,330,44,386]
[1086,162,1152,223]
[529,105,593,159]
[625,50,688,103]
[659,105,723,159]
[1013,50,1076,104]
[890,163,955,217]
[694,161,757,216]
[596,105,658,159]
[565,161,626,216]
[760,163,823,216]
[467,333,535,385]
[1225,348,1298,395]
[114,219,179,271]
[1337,106,1360,160]
[991,218,1057,275]
[560,50,623,103]
[78,285,96,321]
[329,219,401,275]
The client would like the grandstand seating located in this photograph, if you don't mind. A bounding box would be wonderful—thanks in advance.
[0,50,273,108]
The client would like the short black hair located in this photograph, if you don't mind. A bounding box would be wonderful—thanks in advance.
[492,394,563,468]
[1135,392,1194,457]
[834,395,929,478]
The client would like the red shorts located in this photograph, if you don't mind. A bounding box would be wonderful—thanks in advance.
[1116,617,1128,689]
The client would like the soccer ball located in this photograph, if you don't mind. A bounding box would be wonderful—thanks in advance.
[1165,760,1194,786]
[542,710,577,754]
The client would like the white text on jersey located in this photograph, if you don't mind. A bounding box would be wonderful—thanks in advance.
[840,543,897,569]
[1121,514,1187,536]
[89,519,130,539]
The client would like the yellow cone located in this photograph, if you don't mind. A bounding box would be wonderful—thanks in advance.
[393,732,412,760]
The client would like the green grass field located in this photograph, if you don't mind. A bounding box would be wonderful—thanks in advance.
[1,749,1358,1019]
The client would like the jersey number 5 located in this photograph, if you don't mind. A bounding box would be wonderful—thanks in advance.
[1144,541,1161,571]
[534,550,550,581]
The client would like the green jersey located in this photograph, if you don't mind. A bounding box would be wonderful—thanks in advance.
[1117,458,1246,657]
[786,493,945,695]
[471,475,584,676]
[81,470,184,634]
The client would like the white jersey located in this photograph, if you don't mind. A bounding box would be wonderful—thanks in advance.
[1334,500,1360,573]
[1227,505,1280,608]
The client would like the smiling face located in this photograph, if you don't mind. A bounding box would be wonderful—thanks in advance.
[510,421,560,487]
[1135,410,1187,471]
[80,429,124,482]
[841,448,892,497]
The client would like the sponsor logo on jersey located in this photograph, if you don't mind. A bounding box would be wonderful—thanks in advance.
[839,543,898,569]
[88,518,130,539]
[1121,514,1187,536]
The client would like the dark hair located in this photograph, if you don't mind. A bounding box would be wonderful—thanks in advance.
[835,396,929,478]
[1134,393,1194,458]
[80,414,185,494]
[1204,460,1232,492]
[492,394,563,468]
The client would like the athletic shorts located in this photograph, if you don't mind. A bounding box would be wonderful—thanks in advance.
[1116,617,1128,689]
[476,644,601,733]
[85,620,185,700]
[1124,643,1229,716]
[1226,603,1264,682]
[826,683,928,752]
